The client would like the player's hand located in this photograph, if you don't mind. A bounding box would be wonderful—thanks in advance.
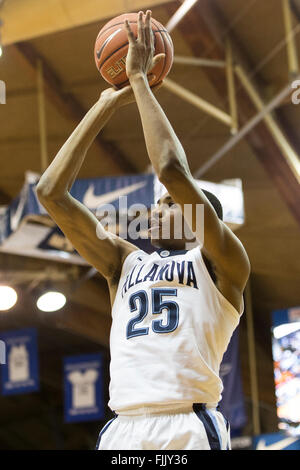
[99,79,163,108]
[100,85,135,108]
[124,10,165,81]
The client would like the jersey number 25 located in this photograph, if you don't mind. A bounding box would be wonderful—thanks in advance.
[127,288,179,339]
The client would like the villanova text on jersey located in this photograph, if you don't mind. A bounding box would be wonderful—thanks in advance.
[121,260,198,298]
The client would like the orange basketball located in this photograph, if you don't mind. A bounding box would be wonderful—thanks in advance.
[94,12,174,88]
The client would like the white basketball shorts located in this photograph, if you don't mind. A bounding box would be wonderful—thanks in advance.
[96,403,231,450]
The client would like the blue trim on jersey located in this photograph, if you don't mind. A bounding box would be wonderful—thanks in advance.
[95,416,117,450]
[207,409,223,449]
[223,414,230,450]
[156,248,188,258]
[193,403,221,450]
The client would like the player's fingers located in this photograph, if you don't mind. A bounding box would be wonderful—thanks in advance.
[124,20,135,44]
[137,11,145,44]
[147,73,156,85]
[145,10,152,46]
[150,27,155,50]
[152,53,165,67]
[151,81,163,92]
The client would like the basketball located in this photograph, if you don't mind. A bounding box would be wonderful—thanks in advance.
[94,12,174,88]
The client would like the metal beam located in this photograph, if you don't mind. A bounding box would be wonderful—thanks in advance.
[165,0,199,33]
[166,0,300,225]
[282,0,299,77]
[195,76,300,177]
[225,39,238,135]
[163,77,232,127]
[13,42,137,174]
[173,55,225,68]
[0,267,79,285]
[37,60,48,172]
[235,64,300,182]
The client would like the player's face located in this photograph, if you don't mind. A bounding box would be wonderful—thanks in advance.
[149,193,194,249]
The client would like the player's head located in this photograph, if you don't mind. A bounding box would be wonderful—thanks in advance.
[149,190,223,250]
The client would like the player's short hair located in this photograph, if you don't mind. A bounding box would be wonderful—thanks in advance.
[201,189,223,221]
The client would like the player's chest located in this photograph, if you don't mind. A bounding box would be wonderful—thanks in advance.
[120,257,199,299]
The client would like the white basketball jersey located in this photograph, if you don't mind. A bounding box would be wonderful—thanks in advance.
[108,247,243,413]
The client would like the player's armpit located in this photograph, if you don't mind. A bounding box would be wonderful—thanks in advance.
[37,192,138,280]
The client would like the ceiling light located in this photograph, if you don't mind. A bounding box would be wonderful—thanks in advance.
[37,291,66,312]
[0,286,18,310]
[165,0,198,33]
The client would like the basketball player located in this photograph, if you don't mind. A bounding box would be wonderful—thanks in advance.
[37,10,250,450]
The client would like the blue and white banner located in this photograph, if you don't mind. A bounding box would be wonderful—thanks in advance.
[64,353,104,423]
[0,328,39,395]
[0,172,244,264]
[253,432,300,450]
[271,306,300,437]
[74,173,154,211]
[219,327,247,432]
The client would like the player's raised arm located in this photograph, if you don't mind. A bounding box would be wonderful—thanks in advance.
[36,86,138,282]
[124,11,250,293]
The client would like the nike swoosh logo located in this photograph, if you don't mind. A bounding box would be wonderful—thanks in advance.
[256,436,299,450]
[96,28,122,60]
[83,181,147,209]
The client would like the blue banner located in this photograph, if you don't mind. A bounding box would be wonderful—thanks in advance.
[219,327,247,432]
[272,306,300,327]
[0,207,11,243]
[253,432,300,450]
[64,353,104,423]
[71,173,154,211]
[271,306,300,437]
[0,328,39,395]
